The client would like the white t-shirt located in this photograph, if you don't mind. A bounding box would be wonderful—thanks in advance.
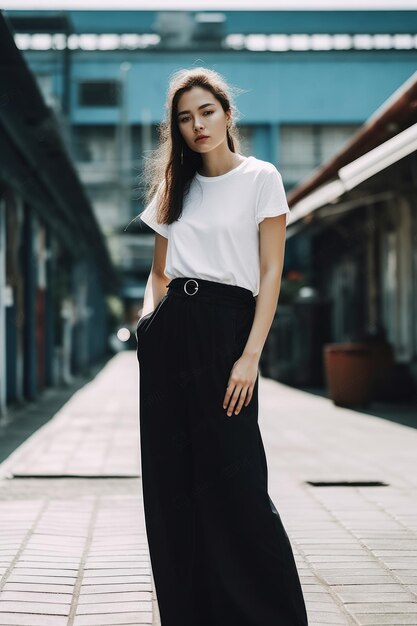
[138,155,290,297]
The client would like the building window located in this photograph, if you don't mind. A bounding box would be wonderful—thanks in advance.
[280,124,361,187]
[78,80,119,107]
[73,126,117,163]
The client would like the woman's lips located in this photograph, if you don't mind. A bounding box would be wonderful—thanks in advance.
[195,136,209,142]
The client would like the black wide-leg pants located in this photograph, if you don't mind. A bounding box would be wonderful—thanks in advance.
[136,277,309,626]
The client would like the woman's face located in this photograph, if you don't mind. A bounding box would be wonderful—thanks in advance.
[176,86,230,154]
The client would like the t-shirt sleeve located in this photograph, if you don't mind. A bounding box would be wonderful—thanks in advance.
[255,165,291,228]
[139,185,169,239]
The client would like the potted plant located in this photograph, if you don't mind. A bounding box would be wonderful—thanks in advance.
[323,340,374,407]
[323,325,395,407]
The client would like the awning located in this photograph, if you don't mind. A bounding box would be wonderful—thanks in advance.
[338,121,417,190]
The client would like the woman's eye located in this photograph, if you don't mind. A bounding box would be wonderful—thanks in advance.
[179,110,213,123]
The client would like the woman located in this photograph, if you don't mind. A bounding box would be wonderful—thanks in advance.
[135,67,308,626]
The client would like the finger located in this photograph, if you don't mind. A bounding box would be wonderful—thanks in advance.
[223,370,240,407]
[223,382,235,409]
[244,387,253,406]
[234,387,249,415]
[226,386,243,417]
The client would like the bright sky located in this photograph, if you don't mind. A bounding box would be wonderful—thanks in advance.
[3,0,417,9]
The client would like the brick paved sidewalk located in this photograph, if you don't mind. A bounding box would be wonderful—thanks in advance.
[0,351,416,625]
[0,352,151,626]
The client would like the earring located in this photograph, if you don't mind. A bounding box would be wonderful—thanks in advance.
[181,144,183,165]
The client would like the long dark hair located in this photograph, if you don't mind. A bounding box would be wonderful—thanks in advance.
[139,66,243,226]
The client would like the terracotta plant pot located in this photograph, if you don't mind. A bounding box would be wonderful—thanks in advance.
[323,342,375,407]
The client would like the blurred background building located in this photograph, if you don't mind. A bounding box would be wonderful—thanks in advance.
[282,73,417,403]
[0,12,119,417]
[1,6,417,415]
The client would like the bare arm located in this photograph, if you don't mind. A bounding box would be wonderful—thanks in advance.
[222,213,287,416]
[140,233,170,318]
[242,213,287,358]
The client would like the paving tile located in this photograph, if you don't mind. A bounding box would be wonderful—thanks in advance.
[0,590,72,602]
[81,575,151,585]
[81,569,145,577]
[85,557,145,564]
[77,591,151,603]
[334,591,415,602]
[73,612,153,625]
[2,583,75,593]
[7,575,77,584]
[303,611,350,624]
[17,557,80,564]
[79,584,152,594]
[304,601,344,613]
[0,614,68,625]
[354,615,417,625]
[76,601,151,614]
[345,602,417,614]
[12,567,79,576]
[0,601,70,614]
[332,584,415,593]
[322,575,397,584]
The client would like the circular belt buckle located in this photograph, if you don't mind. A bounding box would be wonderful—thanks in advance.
[184,279,199,296]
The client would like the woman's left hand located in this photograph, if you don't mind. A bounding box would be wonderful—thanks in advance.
[223,353,259,417]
